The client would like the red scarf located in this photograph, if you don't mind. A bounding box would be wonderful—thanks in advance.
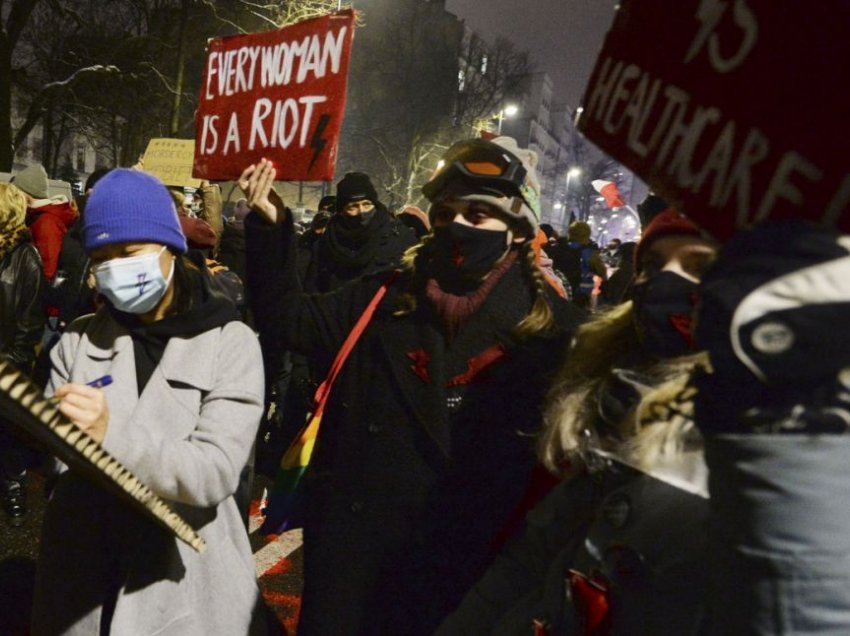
[425,251,518,340]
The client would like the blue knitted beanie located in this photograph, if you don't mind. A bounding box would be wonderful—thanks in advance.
[82,169,187,254]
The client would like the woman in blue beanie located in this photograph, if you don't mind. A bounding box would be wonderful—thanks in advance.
[31,169,268,635]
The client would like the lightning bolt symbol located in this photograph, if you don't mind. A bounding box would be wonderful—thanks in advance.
[684,0,727,64]
[308,114,331,173]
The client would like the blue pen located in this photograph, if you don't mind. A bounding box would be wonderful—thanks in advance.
[50,375,113,406]
[86,375,113,389]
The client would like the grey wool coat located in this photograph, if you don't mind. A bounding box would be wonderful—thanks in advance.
[31,309,267,636]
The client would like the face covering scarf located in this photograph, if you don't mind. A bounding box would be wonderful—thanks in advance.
[632,270,699,358]
[430,222,510,286]
[94,246,174,314]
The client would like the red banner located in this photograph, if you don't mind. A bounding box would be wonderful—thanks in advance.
[193,10,355,181]
[577,1,850,240]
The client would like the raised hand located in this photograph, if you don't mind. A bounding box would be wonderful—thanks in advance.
[238,158,286,224]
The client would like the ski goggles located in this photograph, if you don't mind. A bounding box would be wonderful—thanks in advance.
[422,139,531,205]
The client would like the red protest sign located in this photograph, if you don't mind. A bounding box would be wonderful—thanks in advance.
[577,1,850,240]
[193,10,355,182]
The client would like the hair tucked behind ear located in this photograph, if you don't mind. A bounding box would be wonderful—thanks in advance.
[514,242,554,339]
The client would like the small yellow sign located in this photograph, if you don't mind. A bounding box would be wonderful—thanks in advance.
[143,138,201,188]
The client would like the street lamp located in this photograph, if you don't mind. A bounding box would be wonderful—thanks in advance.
[497,104,519,134]
[565,166,582,198]
[561,167,582,227]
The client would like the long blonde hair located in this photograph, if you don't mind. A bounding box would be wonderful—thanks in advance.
[0,183,28,235]
[621,367,704,471]
[538,300,708,475]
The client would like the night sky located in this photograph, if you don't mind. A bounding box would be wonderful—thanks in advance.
[444,0,618,108]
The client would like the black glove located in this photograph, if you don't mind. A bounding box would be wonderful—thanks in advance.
[693,221,850,434]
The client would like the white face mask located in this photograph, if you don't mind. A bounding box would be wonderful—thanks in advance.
[93,246,174,314]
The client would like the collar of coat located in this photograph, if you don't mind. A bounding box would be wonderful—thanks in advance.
[80,308,223,394]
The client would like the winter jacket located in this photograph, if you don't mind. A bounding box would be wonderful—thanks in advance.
[178,209,217,252]
[0,230,46,371]
[303,202,417,293]
[550,238,607,301]
[48,217,95,325]
[296,229,322,285]
[32,306,266,635]
[218,220,247,286]
[705,435,850,636]
[197,183,224,252]
[245,213,583,636]
[25,196,77,281]
[437,450,710,635]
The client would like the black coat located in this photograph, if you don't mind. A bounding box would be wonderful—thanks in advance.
[437,457,709,636]
[246,214,584,635]
[0,237,46,372]
[217,220,247,285]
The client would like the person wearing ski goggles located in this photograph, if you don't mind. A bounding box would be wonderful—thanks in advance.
[238,138,582,635]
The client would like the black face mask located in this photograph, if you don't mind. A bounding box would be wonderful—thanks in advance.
[337,207,376,229]
[631,270,698,358]
[431,222,509,287]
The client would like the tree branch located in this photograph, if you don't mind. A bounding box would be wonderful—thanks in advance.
[13,64,120,150]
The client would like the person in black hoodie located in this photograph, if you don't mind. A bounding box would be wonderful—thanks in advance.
[304,171,417,293]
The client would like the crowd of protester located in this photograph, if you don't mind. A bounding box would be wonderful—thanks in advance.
[0,124,845,635]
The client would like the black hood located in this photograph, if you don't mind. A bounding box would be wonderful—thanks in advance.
[322,202,391,268]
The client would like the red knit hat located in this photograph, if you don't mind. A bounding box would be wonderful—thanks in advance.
[635,208,702,272]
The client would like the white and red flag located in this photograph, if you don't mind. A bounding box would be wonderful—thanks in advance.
[592,179,625,209]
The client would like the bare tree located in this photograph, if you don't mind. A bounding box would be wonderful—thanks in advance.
[386,34,532,208]
[337,0,532,208]
[2,0,182,171]
[456,33,532,133]
[0,0,42,170]
[198,0,353,32]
